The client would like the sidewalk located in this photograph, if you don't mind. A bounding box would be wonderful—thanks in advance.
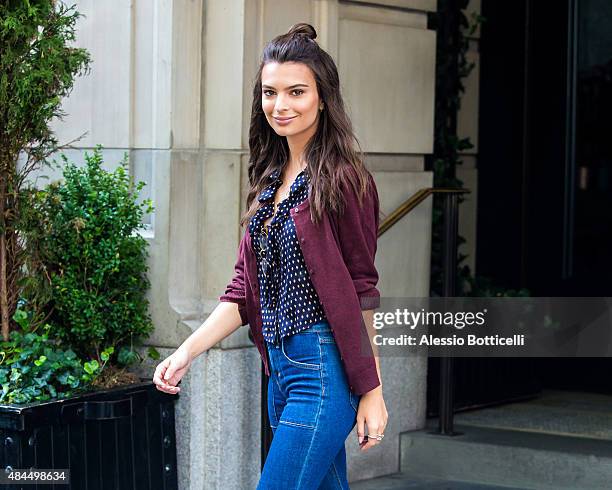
[352,473,530,489]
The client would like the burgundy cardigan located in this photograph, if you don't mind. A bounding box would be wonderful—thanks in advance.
[219,168,381,395]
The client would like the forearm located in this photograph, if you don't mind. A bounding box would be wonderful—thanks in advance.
[362,309,382,388]
[179,301,244,360]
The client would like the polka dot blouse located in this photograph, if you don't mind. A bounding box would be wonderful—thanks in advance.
[248,167,327,346]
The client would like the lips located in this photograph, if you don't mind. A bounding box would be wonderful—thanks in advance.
[273,116,297,122]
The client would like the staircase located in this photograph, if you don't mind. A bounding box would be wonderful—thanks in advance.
[352,390,612,490]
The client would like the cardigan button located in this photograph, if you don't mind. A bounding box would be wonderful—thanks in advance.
[300,237,305,243]
[294,207,299,213]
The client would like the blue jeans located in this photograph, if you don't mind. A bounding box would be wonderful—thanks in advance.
[257,320,362,490]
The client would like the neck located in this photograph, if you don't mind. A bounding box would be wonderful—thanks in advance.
[286,121,318,174]
[283,155,307,175]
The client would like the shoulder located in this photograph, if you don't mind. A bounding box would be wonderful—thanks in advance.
[329,165,379,237]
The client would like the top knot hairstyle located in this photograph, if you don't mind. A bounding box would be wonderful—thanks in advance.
[286,22,317,40]
[241,22,375,227]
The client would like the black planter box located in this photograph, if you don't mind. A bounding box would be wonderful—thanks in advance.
[0,380,178,490]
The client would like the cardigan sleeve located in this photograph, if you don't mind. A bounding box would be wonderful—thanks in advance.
[219,231,250,326]
[333,169,381,310]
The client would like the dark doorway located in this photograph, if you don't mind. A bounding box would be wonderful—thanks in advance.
[478,0,612,310]
[573,0,612,294]
[472,0,612,407]
[429,0,612,417]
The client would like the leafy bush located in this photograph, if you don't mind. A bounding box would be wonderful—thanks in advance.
[0,306,111,405]
[0,0,91,341]
[20,145,155,365]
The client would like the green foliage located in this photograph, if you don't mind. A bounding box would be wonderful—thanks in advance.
[0,306,111,405]
[19,145,155,364]
[0,3,155,405]
[0,0,91,342]
[0,0,91,153]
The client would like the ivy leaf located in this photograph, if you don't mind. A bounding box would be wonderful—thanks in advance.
[34,355,47,367]
[83,360,99,375]
[147,346,160,360]
[117,346,139,366]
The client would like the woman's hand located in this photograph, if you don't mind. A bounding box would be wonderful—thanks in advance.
[153,346,193,394]
[356,385,388,452]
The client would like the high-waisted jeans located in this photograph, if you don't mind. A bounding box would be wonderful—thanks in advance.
[257,320,362,490]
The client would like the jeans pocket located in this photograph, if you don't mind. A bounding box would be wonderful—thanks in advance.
[280,332,322,370]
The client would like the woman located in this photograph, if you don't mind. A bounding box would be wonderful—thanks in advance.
[153,23,388,489]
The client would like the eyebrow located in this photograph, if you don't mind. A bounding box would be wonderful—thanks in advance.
[262,84,309,90]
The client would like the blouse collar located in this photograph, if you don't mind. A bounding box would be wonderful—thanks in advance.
[258,167,308,203]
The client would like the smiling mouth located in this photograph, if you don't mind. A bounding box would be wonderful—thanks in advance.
[274,116,297,122]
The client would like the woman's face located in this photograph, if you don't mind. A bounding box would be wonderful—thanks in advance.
[261,61,321,140]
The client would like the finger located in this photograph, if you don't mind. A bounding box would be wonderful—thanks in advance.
[360,421,384,452]
[357,416,365,444]
[163,359,175,381]
[153,360,163,377]
[153,364,165,387]
[155,381,180,394]
[367,419,381,436]
[154,359,169,383]
[154,361,179,393]
[360,436,378,452]
[160,359,179,387]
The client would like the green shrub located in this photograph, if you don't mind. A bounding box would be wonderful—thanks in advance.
[0,0,91,341]
[0,306,111,404]
[20,145,155,365]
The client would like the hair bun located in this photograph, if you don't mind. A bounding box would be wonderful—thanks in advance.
[287,23,317,41]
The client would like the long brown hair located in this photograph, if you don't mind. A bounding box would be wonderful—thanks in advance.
[241,22,373,228]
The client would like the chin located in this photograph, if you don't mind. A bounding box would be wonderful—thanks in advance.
[274,127,302,137]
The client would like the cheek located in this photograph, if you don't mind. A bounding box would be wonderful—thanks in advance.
[298,97,318,114]
[262,98,274,112]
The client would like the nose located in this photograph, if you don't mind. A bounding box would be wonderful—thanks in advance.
[274,93,290,113]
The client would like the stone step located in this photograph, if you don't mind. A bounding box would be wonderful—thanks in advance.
[453,390,612,440]
[399,422,612,490]
[351,472,531,489]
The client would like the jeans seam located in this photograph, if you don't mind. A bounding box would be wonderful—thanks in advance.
[319,337,325,402]
[273,367,284,396]
[331,461,343,489]
[295,341,325,489]
[269,347,285,396]
[279,419,316,429]
[270,377,281,427]
[349,392,358,412]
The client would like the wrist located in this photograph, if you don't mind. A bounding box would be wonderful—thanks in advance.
[178,342,197,362]
[364,384,383,397]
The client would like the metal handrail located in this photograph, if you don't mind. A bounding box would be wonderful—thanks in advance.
[378,187,470,237]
